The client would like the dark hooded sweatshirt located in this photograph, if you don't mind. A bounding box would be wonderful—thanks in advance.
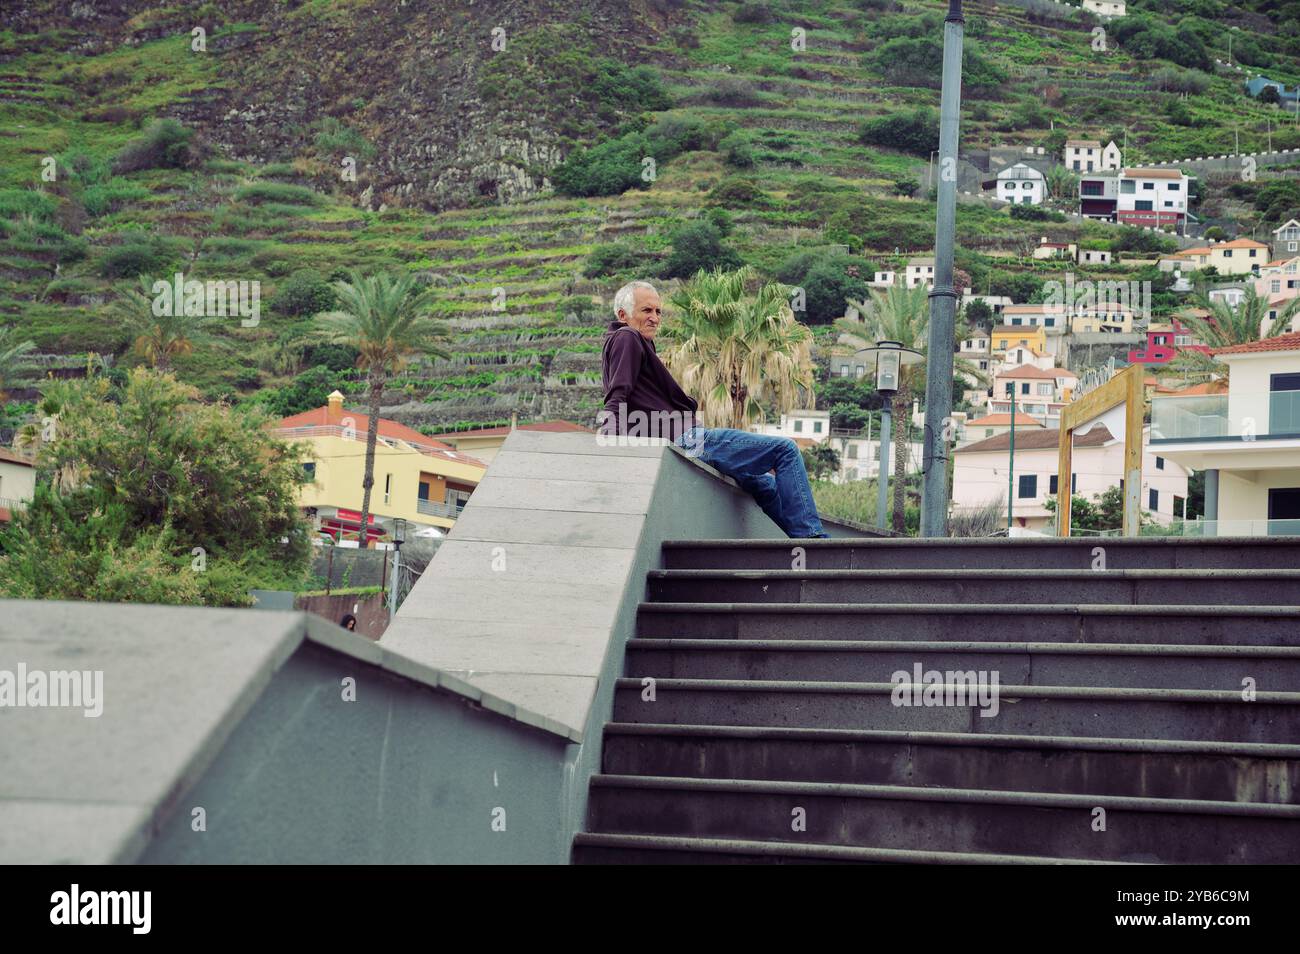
[598,320,698,440]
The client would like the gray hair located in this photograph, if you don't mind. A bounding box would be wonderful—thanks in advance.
[613,280,658,322]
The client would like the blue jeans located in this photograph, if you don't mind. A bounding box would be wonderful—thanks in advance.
[675,427,828,538]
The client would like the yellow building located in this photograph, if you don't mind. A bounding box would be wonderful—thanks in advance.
[991,324,1047,355]
[1208,239,1270,276]
[425,418,592,466]
[274,391,487,542]
[1071,307,1135,333]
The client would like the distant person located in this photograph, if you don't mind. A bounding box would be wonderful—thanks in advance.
[597,280,828,539]
[341,613,357,632]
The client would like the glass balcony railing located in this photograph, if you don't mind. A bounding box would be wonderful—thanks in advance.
[417,498,462,518]
[1059,519,1300,537]
[1150,390,1300,441]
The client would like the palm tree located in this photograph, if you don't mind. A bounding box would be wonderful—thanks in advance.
[1170,285,1300,381]
[107,275,218,371]
[838,284,987,533]
[317,270,450,547]
[660,266,814,429]
[0,326,37,402]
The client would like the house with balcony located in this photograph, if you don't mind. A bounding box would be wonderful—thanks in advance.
[1064,138,1121,173]
[952,424,1189,533]
[0,447,34,522]
[997,163,1045,205]
[1272,219,1300,261]
[274,391,487,542]
[1080,168,1192,229]
[1150,332,1300,534]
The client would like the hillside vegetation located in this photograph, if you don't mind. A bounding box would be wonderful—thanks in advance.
[3,0,1300,431]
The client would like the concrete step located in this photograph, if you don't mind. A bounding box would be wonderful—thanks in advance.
[646,568,1300,606]
[585,775,1300,863]
[601,723,1300,803]
[637,602,1300,646]
[572,831,1130,865]
[611,678,1300,742]
[624,638,1300,690]
[661,538,1300,571]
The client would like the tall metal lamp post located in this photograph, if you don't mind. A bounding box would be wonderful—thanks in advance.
[856,341,924,530]
[388,517,407,617]
[920,0,965,538]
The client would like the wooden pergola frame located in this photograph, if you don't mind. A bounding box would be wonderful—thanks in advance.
[1056,364,1146,537]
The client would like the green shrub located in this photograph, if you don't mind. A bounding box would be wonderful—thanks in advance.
[81,178,151,217]
[1009,204,1065,222]
[859,108,939,156]
[113,119,196,173]
[706,177,774,209]
[661,220,743,279]
[96,235,177,278]
[311,116,376,161]
[270,269,336,317]
[583,241,645,278]
[733,2,776,23]
[0,189,58,220]
[719,130,756,167]
[866,38,1006,96]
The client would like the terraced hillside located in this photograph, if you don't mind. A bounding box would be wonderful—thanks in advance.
[3,0,1300,433]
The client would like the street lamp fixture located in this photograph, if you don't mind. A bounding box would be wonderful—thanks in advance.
[854,340,924,530]
[389,517,408,618]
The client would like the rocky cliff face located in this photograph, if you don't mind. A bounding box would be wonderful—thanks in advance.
[3,0,677,210]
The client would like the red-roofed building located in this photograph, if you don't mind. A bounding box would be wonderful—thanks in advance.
[271,391,487,542]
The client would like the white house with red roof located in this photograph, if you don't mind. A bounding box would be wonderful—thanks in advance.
[1151,332,1300,534]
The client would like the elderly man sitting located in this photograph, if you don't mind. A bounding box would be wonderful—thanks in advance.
[596,279,828,539]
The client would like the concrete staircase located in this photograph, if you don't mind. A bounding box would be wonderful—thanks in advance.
[572,538,1300,864]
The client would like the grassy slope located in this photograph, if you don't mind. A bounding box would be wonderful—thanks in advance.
[1,0,1299,430]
